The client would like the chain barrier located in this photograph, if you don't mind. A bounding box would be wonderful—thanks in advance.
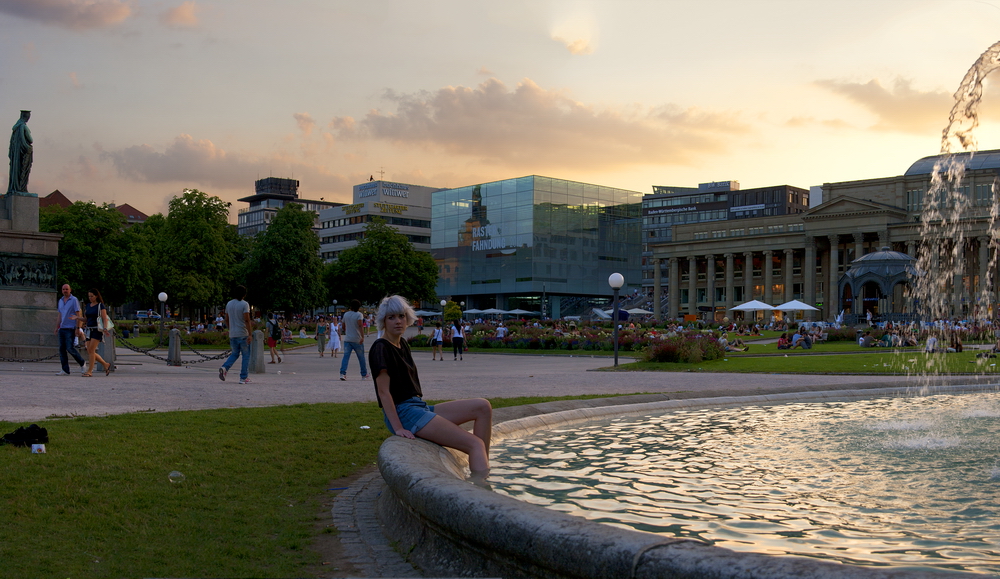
[116,333,231,365]
[0,352,59,363]
[177,332,229,360]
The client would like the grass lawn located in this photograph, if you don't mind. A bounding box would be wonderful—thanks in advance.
[0,394,628,578]
[121,334,318,351]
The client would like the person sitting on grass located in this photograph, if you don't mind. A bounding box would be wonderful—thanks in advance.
[776,332,790,350]
[860,330,876,348]
[718,332,748,352]
[790,330,805,349]
[925,333,938,353]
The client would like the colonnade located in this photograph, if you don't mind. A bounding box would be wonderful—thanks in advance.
[651,232,996,322]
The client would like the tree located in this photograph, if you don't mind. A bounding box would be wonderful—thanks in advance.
[325,217,438,305]
[40,201,152,305]
[443,300,462,322]
[156,189,238,310]
[242,203,325,313]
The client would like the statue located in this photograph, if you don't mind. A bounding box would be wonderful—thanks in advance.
[7,110,32,196]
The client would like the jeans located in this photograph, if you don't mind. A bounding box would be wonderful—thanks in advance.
[58,328,85,373]
[453,337,464,359]
[222,336,251,380]
[340,341,367,377]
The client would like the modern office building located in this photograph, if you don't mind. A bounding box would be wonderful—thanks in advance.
[641,181,810,290]
[432,175,642,316]
[318,180,442,261]
[237,177,341,236]
[648,150,1000,323]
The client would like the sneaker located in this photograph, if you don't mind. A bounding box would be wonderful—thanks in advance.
[238,378,251,384]
[55,370,70,376]
[219,367,227,381]
[79,365,86,375]
[340,375,346,381]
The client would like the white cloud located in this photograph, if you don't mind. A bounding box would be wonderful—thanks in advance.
[815,77,952,134]
[159,1,199,28]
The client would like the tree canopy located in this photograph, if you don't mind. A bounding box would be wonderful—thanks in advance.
[325,217,438,305]
[40,201,152,305]
[242,203,325,313]
[156,189,239,310]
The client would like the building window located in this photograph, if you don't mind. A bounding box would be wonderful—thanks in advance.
[906,189,924,212]
[976,183,994,207]
[730,228,745,236]
[712,230,726,238]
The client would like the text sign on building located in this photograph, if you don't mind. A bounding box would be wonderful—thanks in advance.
[730,204,765,213]
[374,202,408,214]
[359,181,410,198]
[471,223,511,251]
[342,203,365,215]
[645,206,697,216]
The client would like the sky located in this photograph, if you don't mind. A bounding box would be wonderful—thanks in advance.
[4,0,1000,222]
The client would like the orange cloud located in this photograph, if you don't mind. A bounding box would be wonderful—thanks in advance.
[553,35,594,55]
[159,1,199,28]
[815,77,952,134]
[0,0,132,30]
[68,71,82,89]
[330,78,744,172]
[293,112,316,136]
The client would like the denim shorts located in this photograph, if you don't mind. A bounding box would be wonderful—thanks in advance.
[384,397,436,434]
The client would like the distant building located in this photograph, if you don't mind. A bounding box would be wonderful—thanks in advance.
[318,180,442,261]
[39,191,149,226]
[237,177,342,236]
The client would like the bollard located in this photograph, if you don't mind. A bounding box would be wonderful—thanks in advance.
[133,323,139,336]
[96,329,116,373]
[167,328,182,366]
[250,329,265,374]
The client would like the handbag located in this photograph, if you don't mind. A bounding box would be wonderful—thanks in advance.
[96,306,115,332]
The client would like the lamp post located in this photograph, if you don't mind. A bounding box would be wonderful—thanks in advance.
[158,292,168,347]
[332,299,337,318]
[609,273,624,367]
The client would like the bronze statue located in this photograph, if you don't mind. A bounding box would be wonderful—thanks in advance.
[7,110,32,195]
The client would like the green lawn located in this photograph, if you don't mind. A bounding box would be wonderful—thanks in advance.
[0,394,630,579]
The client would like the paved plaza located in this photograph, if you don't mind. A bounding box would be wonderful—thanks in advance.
[3,339,928,423]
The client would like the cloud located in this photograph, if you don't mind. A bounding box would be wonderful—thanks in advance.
[159,1,199,28]
[785,116,852,130]
[814,77,952,134]
[22,42,37,63]
[100,134,353,197]
[68,71,82,89]
[329,78,743,171]
[0,0,132,30]
[553,35,594,55]
[293,112,316,136]
[476,65,494,76]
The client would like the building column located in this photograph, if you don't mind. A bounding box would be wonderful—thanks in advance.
[953,242,964,318]
[804,236,816,321]
[687,256,697,316]
[979,236,990,295]
[668,257,679,320]
[706,254,716,320]
[743,251,753,304]
[854,231,865,262]
[763,250,774,305]
[724,253,735,315]
[829,236,840,318]
[653,258,662,321]
[783,248,794,303]
[878,229,890,250]
[906,240,916,257]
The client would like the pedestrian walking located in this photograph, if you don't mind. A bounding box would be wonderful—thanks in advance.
[219,285,254,384]
[431,321,444,361]
[451,320,465,361]
[340,299,368,380]
[54,284,86,375]
[315,316,329,357]
[329,316,341,358]
[266,312,282,364]
[82,288,113,377]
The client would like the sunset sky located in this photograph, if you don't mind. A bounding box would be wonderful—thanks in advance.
[4,0,1000,221]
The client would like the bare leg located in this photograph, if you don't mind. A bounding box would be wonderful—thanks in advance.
[416,414,490,475]
[433,398,493,456]
[86,339,108,374]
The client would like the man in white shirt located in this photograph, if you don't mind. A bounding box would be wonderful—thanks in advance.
[340,299,368,380]
[219,285,254,384]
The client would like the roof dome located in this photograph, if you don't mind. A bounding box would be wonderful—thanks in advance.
[843,247,919,281]
[905,149,1000,176]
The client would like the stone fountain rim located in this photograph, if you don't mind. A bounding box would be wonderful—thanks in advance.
[377,382,999,579]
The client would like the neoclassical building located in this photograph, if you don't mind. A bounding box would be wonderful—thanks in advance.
[649,150,1000,322]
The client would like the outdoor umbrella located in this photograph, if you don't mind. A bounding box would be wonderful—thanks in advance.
[463,308,485,314]
[773,299,819,311]
[626,308,654,315]
[481,308,507,314]
[414,310,442,316]
[507,309,534,315]
[730,300,775,311]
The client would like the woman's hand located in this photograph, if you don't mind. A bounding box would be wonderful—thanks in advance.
[395,429,415,439]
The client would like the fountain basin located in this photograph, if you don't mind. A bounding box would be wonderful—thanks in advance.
[376,385,997,578]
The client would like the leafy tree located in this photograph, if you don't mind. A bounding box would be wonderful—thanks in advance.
[325,217,438,305]
[443,300,462,322]
[40,202,152,305]
[156,189,238,310]
[242,203,324,313]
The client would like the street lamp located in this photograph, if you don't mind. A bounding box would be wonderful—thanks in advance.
[332,299,337,318]
[158,292,168,347]
[609,273,624,367]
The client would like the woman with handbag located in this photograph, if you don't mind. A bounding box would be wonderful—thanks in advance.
[83,288,113,376]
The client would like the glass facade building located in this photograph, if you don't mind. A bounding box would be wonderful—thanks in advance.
[432,175,642,313]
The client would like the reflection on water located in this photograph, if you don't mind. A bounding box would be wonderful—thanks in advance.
[491,393,1000,573]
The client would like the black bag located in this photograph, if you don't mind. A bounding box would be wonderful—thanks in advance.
[269,320,281,341]
[1,424,48,447]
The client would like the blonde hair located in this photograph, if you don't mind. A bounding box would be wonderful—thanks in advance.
[375,295,417,332]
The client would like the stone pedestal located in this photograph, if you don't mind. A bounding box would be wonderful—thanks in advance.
[0,194,61,361]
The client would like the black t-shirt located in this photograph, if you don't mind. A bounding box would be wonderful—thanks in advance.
[85,302,105,328]
[369,338,422,408]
